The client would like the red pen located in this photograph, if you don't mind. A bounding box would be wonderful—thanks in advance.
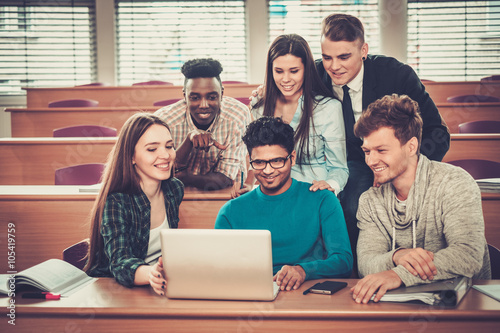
[22,292,61,300]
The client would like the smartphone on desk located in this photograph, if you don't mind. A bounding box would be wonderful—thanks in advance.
[305,281,348,295]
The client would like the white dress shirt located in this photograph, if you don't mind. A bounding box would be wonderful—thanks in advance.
[332,63,365,122]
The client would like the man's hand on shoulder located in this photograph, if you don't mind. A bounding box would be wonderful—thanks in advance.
[249,84,265,107]
[188,129,227,152]
[392,248,437,281]
[273,265,306,291]
[350,270,402,304]
[249,84,264,99]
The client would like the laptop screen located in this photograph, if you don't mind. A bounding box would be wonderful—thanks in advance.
[160,229,279,301]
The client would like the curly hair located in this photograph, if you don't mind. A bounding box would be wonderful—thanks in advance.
[354,94,423,153]
[181,58,223,87]
[242,117,295,155]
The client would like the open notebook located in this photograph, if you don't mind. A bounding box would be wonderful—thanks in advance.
[160,229,279,301]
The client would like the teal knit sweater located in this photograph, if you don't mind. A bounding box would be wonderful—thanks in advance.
[215,179,352,280]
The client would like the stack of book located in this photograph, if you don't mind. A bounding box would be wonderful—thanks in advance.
[476,178,500,193]
[374,276,472,307]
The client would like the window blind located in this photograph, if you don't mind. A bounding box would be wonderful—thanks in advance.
[268,0,380,60]
[408,0,500,81]
[116,0,247,86]
[0,0,96,96]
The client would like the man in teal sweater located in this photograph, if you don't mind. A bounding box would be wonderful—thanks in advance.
[215,117,352,291]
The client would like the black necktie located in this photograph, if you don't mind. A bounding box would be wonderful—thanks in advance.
[342,85,356,140]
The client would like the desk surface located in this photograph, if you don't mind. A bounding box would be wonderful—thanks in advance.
[443,133,500,164]
[21,81,500,105]
[0,184,498,272]
[23,84,258,108]
[1,133,498,185]
[0,185,233,272]
[7,101,500,137]
[424,80,500,103]
[1,278,500,332]
[0,184,232,200]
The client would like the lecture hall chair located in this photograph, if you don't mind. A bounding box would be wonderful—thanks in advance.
[447,94,500,103]
[53,125,117,138]
[447,159,500,180]
[232,97,251,107]
[55,163,105,185]
[458,120,500,134]
[489,244,500,279]
[222,80,248,84]
[75,82,108,87]
[480,75,500,82]
[48,98,99,108]
[153,98,182,106]
[132,80,173,86]
[63,239,89,270]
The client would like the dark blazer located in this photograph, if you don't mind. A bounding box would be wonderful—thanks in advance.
[316,54,450,162]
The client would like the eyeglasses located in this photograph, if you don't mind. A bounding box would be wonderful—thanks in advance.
[249,154,292,170]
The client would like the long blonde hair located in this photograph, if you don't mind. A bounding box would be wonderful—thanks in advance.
[84,113,171,272]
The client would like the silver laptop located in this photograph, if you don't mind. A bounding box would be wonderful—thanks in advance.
[160,229,280,301]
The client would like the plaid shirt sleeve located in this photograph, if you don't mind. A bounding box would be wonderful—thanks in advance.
[212,97,251,181]
[163,177,184,228]
[100,194,148,287]
[91,177,184,288]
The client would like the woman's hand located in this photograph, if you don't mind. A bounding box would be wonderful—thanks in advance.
[249,85,265,107]
[309,180,334,192]
[149,257,167,296]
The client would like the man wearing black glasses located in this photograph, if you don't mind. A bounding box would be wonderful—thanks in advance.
[215,117,352,291]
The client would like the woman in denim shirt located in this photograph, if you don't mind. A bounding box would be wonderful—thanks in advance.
[242,34,348,197]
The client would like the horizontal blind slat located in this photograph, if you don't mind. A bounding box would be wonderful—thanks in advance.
[268,0,380,59]
[115,0,247,86]
[0,2,96,95]
[408,0,500,81]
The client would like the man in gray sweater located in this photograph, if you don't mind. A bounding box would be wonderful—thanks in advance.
[350,94,491,304]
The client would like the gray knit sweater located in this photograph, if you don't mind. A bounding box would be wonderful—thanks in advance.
[356,155,491,286]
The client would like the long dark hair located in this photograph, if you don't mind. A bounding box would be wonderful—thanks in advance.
[84,113,172,272]
[254,34,333,166]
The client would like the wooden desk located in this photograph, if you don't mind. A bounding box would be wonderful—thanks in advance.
[2,134,498,185]
[0,185,498,272]
[6,102,499,138]
[22,81,500,108]
[0,185,231,272]
[436,102,500,133]
[443,134,500,164]
[425,81,500,104]
[0,137,115,185]
[1,278,499,332]
[23,84,258,108]
[6,106,157,137]
[482,193,500,251]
